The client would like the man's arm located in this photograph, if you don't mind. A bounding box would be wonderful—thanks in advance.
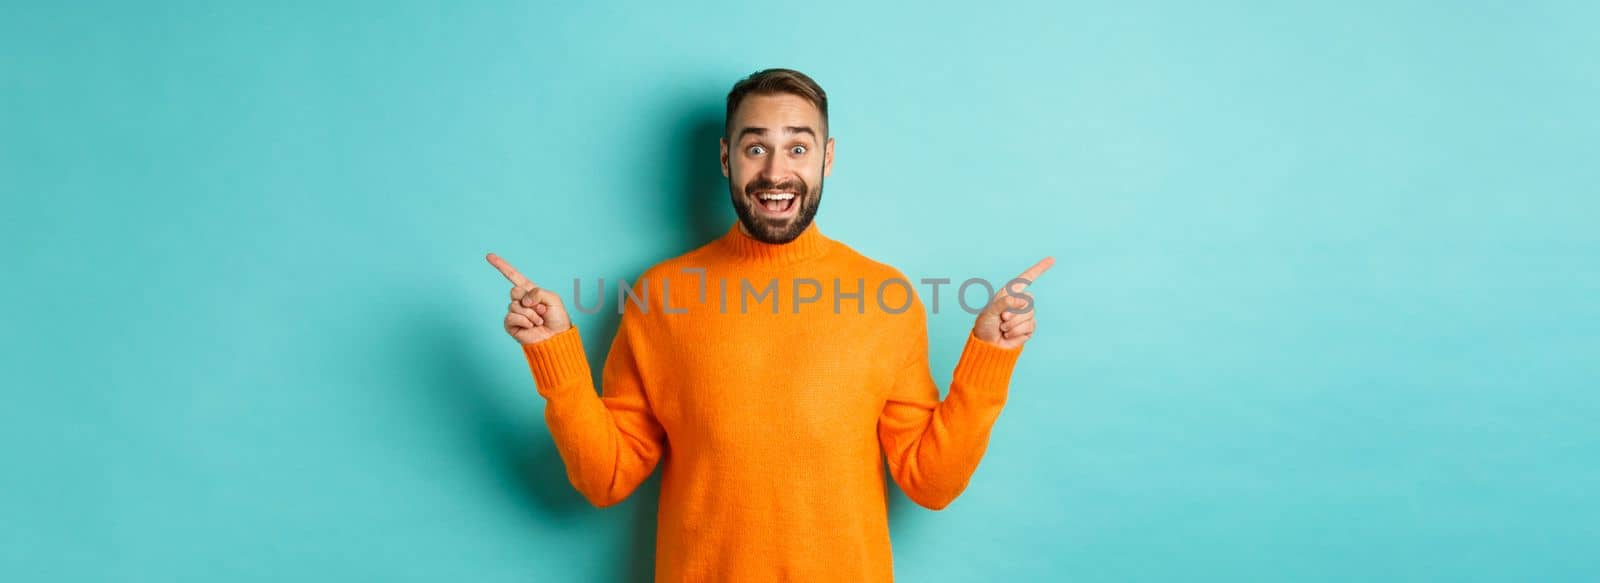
[878,298,1022,510]
[877,258,1050,510]
[523,312,666,508]
[487,252,665,508]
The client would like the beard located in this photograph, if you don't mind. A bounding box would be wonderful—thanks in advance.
[729,174,824,244]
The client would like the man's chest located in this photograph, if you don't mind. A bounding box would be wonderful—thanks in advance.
[643,311,908,452]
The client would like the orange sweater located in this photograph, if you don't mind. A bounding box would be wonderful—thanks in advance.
[522,221,1022,581]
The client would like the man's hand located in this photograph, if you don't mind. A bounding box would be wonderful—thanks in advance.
[486,252,572,345]
[973,257,1054,350]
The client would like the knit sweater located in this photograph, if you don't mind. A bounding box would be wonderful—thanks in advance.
[521,221,1023,582]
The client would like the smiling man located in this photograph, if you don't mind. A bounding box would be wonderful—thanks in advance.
[724,85,825,244]
[485,68,1052,581]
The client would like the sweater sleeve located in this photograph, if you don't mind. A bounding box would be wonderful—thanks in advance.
[522,314,667,508]
[877,302,1022,510]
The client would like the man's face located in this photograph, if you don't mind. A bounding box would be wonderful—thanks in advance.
[721,93,835,244]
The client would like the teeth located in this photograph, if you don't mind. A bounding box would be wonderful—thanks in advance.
[757,192,796,201]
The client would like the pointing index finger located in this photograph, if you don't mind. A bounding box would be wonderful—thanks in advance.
[485,253,535,289]
[1012,256,1056,288]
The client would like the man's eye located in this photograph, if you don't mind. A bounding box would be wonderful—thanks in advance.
[747,145,766,155]
[790,145,807,155]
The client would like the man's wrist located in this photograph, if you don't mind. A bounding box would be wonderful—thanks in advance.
[953,330,1023,397]
[522,326,591,396]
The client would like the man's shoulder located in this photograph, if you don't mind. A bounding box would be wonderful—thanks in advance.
[605,242,719,322]
[826,237,913,283]
[635,238,721,281]
[825,238,930,326]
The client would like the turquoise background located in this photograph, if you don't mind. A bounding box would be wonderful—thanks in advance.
[4,1,1597,581]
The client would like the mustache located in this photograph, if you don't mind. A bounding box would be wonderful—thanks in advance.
[745,177,808,197]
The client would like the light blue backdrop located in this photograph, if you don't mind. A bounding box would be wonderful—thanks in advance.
[4,1,1596,581]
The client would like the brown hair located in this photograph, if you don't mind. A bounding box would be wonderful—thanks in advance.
[725,68,829,138]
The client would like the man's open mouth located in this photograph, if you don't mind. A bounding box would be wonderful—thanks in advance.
[750,191,800,218]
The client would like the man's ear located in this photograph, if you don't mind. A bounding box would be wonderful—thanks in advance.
[720,137,730,178]
[823,137,835,177]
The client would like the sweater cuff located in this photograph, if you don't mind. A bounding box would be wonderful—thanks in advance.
[521,326,593,399]
[952,330,1024,396]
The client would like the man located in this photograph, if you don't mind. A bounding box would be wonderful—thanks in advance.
[485,68,1051,581]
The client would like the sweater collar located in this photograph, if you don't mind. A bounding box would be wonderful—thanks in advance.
[717,220,832,266]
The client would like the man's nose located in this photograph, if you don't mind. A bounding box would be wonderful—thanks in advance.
[760,152,789,181]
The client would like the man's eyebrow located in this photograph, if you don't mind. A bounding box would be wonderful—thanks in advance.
[736,126,819,140]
